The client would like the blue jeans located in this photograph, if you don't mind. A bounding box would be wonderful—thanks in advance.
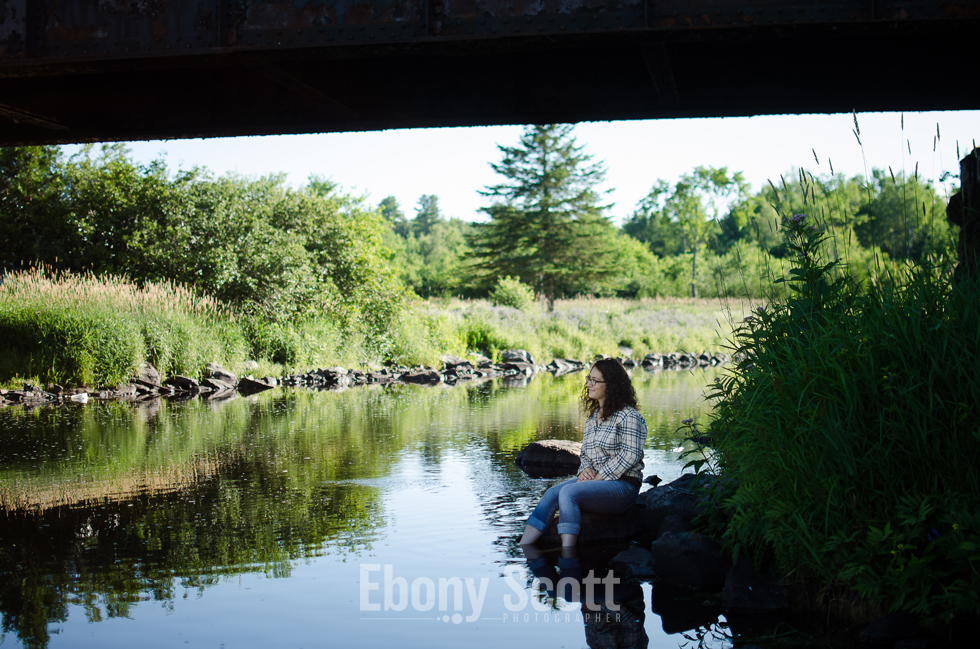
[526,477,639,536]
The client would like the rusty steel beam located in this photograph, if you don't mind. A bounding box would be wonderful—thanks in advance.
[0,1,978,145]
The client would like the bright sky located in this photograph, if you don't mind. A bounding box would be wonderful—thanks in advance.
[62,110,979,225]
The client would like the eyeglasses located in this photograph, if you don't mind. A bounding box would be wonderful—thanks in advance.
[585,376,605,386]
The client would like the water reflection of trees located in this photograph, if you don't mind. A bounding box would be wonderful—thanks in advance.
[0,369,719,647]
[0,456,383,648]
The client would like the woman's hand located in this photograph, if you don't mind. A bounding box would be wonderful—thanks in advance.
[578,468,598,481]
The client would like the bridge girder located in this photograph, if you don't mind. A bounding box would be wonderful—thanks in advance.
[0,1,977,145]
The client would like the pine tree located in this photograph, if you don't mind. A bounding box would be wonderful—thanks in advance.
[379,195,409,238]
[413,194,443,237]
[468,124,617,310]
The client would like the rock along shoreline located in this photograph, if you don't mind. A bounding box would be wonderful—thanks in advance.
[0,350,729,409]
[512,444,947,647]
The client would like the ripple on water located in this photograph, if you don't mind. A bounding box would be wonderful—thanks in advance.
[0,369,726,649]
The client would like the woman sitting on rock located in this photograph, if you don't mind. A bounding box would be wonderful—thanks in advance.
[520,358,647,548]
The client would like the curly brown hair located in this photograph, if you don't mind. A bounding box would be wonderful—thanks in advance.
[581,358,638,420]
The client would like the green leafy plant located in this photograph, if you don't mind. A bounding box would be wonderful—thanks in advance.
[489,276,535,310]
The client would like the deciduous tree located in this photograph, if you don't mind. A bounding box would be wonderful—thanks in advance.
[636,166,748,297]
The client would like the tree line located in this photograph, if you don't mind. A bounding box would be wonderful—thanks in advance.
[376,125,953,307]
[0,144,402,334]
[0,125,956,319]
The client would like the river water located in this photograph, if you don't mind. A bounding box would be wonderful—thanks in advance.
[0,368,729,649]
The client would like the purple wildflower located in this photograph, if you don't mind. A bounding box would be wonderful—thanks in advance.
[682,418,694,425]
[791,214,806,224]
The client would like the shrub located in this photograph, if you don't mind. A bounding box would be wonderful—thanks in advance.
[489,276,535,310]
[461,317,514,361]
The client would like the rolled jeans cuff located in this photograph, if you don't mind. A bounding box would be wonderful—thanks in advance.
[525,477,638,539]
[526,514,550,532]
[556,521,581,536]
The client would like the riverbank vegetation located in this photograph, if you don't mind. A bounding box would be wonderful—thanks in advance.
[693,213,979,626]
[0,266,248,386]
[0,264,741,386]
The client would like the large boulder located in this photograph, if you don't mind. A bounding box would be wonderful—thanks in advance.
[660,353,680,368]
[657,514,692,539]
[677,353,698,367]
[440,354,473,370]
[134,362,161,385]
[634,473,703,534]
[515,440,581,470]
[115,384,138,397]
[402,370,443,385]
[165,375,200,391]
[443,364,478,384]
[500,361,535,375]
[202,377,235,392]
[642,354,663,369]
[650,531,729,591]
[546,358,584,376]
[501,349,536,365]
[239,375,276,394]
[521,472,712,546]
[468,352,492,366]
[204,363,238,385]
[317,368,352,388]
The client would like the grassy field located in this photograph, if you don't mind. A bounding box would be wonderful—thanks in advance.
[0,267,751,388]
[399,295,754,367]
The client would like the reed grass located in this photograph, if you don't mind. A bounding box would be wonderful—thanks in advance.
[2,265,224,315]
[701,215,980,624]
[0,266,248,386]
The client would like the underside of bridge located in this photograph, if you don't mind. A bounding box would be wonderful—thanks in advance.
[0,1,977,146]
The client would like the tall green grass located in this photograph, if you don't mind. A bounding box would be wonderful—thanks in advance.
[0,266,743,385]
[702,214,980,623]
[0,266,247,385]
[386,296,750,367]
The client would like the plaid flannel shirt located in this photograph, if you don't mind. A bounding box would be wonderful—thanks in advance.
[578,406,646,481]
